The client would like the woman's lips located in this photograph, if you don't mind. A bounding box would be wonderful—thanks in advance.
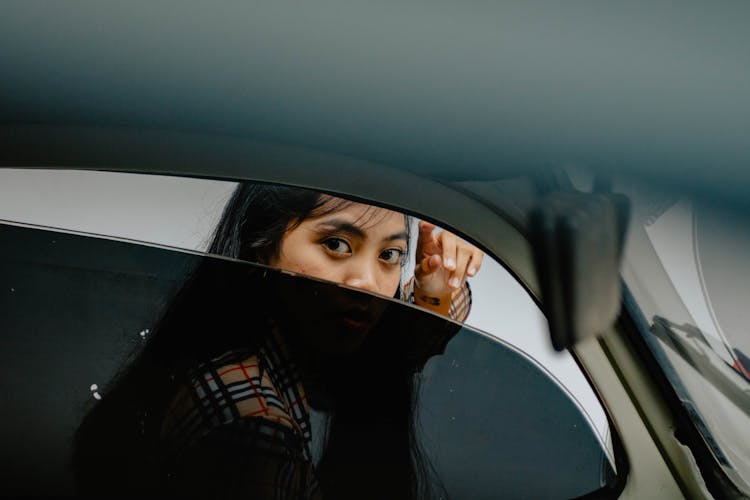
[337,307,376,330]
[341,316,370,330]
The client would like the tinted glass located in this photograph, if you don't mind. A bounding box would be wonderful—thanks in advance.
[1,222,613,497]
[0,169,614,462]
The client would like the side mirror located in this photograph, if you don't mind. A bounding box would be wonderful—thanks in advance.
[530,192,630,351]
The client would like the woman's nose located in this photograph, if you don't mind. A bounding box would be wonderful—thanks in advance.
[343,263,379,294]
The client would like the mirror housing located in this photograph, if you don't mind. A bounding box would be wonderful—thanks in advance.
[530,192,630,351]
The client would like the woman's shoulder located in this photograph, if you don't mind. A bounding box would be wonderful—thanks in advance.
[160,351,320,498]
[210,354,301,430]
[163,349,307,445]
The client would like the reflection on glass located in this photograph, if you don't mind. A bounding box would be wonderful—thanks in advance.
[71,257,462,499]
[619,180,750,494]
[69,183,484,499]
[0,170,616,477]
[0,183,615,498]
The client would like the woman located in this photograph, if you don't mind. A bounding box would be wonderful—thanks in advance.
[211,183,481,319]
[73,183,483,499]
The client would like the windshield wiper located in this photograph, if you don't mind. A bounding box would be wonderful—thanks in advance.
[651,316,750,419]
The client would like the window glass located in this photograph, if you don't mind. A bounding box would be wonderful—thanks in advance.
[0,168,235,251]
[0,170,616,497]
[0,169,612,447]
[616,177,750,494]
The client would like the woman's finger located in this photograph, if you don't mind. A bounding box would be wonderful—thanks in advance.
[418,220,436,238]
[438,232,466,290]
[439,231,457,273]
[452,245,473,288]
[467,248,484,277]
[417,220,440,257]
[416,253,442,277]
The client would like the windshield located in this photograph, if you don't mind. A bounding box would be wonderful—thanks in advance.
[617,178,750,493]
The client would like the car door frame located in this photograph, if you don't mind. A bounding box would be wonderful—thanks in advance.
[2,123,715,498]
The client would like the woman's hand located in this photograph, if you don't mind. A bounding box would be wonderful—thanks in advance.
[413,221,484,300]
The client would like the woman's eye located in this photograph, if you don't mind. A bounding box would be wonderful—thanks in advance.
[379,248,403,264]
[322,238,352,255]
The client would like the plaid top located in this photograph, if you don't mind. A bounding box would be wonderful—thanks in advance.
[161,283,471,499]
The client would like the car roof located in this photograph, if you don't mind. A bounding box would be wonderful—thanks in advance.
[1,1,749,203]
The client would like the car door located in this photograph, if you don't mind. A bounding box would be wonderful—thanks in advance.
[0,169,621,497]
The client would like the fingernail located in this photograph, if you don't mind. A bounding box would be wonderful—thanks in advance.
[449,277,460,288]
[468,267,476,276]
[445,258,455,270]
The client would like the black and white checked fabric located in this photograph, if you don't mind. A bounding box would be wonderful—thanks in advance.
[161,283,471,499]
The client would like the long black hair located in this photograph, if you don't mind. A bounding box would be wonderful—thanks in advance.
[73,183,440,499]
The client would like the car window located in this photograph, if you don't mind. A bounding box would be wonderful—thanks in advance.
[0,169,236,251]
[0,170,617,497]
[613,177,750,494]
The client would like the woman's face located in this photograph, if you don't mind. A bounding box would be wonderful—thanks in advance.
[268,200,407,298]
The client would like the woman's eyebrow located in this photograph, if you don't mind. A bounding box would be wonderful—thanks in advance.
[315,219,366,238]
[383,231,408,242]
[315,219,407,242]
